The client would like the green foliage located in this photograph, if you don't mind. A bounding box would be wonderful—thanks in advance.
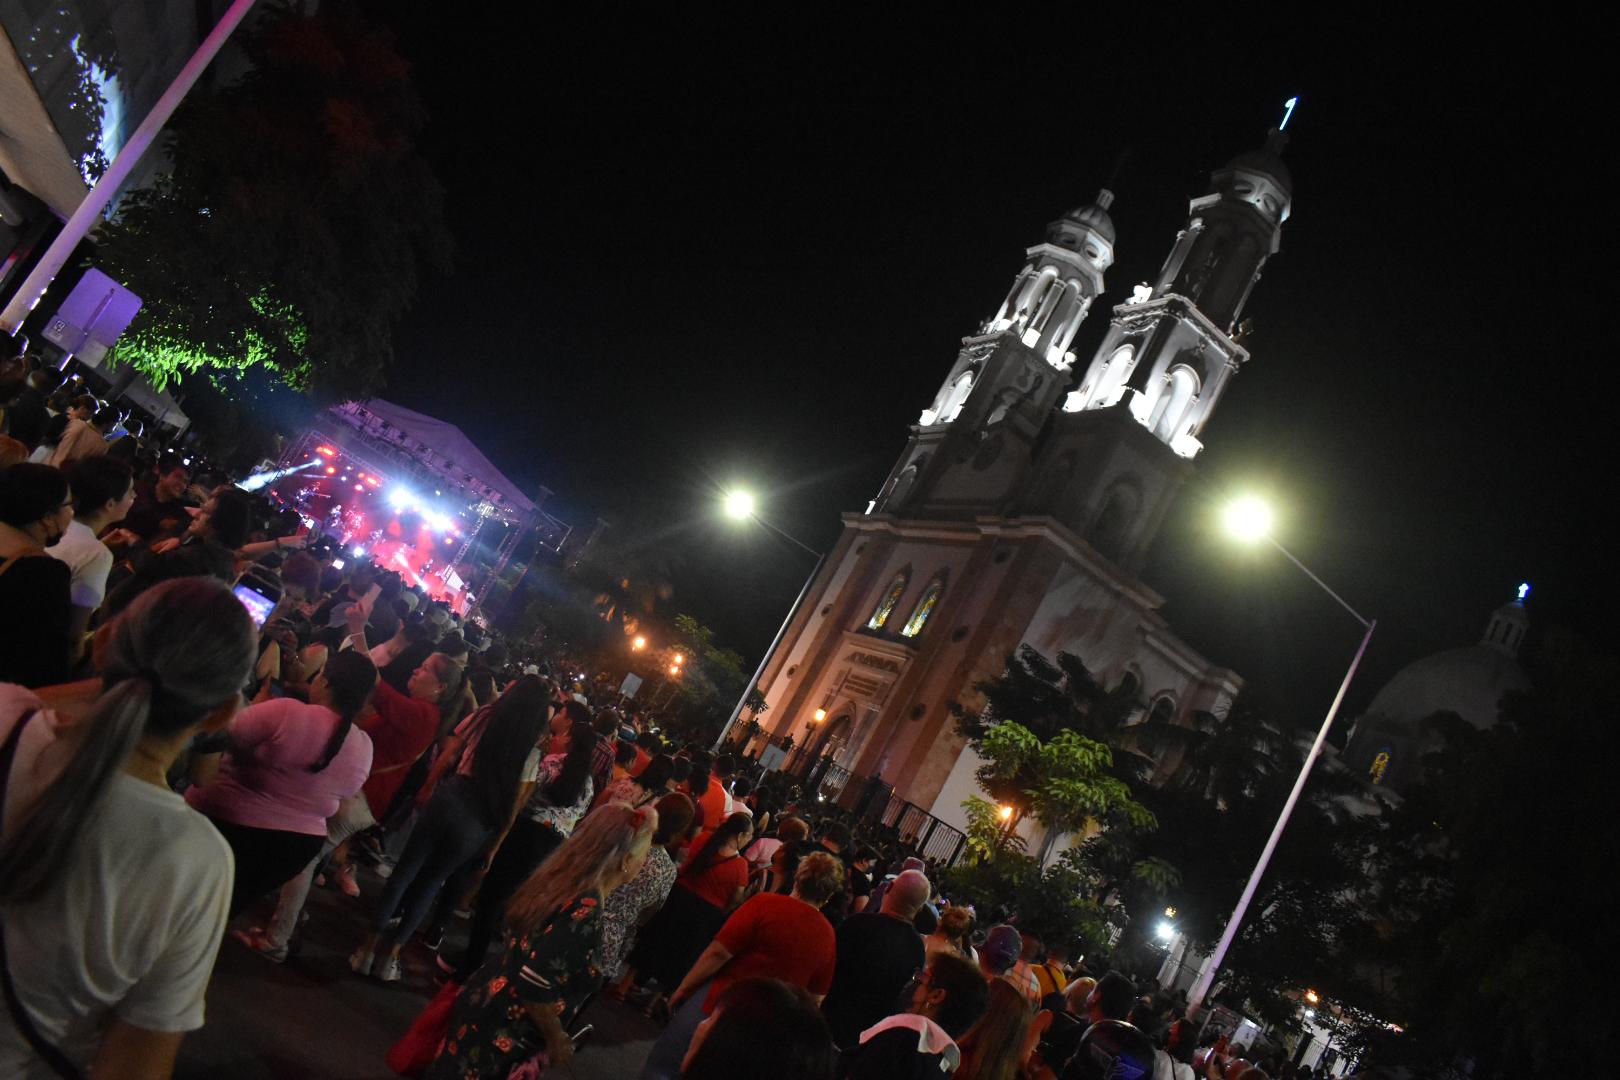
[1346,627,1618,1076]
[94,4,450,396]
[940,843,1112,957]
[962,795,1026,861]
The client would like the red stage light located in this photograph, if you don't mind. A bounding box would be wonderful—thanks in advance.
[317,446,335,457]
[325,466,336,475]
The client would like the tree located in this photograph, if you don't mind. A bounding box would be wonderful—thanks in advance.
[94,3,450,397]
[944,651,1161,955]
[664,613,753,737]
[1347,627,1618,1077]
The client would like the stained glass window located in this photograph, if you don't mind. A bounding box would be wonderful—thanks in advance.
[867,571,909,630]
[900,576,945,638]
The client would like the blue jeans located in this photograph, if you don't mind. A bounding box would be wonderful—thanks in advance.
[639,981,712,1080]
[374,776,492,944]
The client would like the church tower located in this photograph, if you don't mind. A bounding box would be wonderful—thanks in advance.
[1021,129,1294,572]
[745,130,1293,855]
[869,191,1117,520]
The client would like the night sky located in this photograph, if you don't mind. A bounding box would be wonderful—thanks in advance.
[366,15,1607,730]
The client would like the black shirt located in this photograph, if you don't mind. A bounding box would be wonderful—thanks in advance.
[123,487,192,540]
[2,387,49,450]
[0,553,73,687]
[819,911,926,1048]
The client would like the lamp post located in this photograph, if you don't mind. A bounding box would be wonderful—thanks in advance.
[1185,497,1376,1019]
[713,489,823,750]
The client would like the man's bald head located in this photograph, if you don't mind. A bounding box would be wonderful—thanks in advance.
[882,869,931,919]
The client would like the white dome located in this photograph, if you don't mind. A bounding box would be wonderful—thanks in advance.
[1362,644,1530,731]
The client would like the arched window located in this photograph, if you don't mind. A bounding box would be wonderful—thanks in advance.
[1147,365,1199,441]
[900,574,946,638]
[938,371,974,423]
[867,569,910,630]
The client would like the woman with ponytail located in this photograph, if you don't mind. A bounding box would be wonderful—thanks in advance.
[184,649,377,916]
[350,676,554,983]
[0,577,255,1077]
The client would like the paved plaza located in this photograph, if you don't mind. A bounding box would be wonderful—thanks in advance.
[176,868,659,1079]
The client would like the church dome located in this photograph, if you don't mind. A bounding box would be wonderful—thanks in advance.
[1361,643,1530,732]
[1046,189,1117,248]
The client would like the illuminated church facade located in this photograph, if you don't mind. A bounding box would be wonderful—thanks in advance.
[752,129,1296,846]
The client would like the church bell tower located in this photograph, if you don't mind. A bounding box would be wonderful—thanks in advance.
[869,191,1118,520]
[1021,129,1294,572]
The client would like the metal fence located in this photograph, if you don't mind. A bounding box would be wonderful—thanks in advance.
[758,744,969,867]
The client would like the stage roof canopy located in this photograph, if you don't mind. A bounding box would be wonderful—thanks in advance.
[344,399,537,514]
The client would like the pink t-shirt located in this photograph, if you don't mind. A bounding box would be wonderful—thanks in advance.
[186,698,372,836]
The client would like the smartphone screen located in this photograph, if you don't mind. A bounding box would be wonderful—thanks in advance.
[331,557,345,569]
[233,584,278,627]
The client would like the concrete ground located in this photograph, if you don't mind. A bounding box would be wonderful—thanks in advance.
[175,865,661,1079]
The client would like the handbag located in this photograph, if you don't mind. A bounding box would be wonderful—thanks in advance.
[385,976,463,1077]
[0,711,86,1079]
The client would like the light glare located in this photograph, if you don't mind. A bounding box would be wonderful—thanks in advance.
[1224,496,1273,542]
[722,490,756,520]
[1156,921,1176,942]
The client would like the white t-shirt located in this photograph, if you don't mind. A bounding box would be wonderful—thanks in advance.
[47,519,114,609]
[0,686,233,1077]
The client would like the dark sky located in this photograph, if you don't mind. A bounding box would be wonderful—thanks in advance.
[366,14,1607,729]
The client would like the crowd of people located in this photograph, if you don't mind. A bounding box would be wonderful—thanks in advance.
[1,369,1313,1080]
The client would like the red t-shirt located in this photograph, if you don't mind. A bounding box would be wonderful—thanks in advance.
[694,779,728,833]
[359,679,439,816]
[678,842,750,909]
[705,892,836,1012]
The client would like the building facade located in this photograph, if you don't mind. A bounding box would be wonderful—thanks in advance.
[753,129,1296,847]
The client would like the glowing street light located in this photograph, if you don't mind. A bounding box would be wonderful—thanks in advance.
[998,804,1014,822]
[1223,495,1274,542]
[1188,501,1376,1019]
[1156,921,1177,942]
[673,653,685,665]
[668,664,682,676]
[713,488,825,750]
[632,636,647,651]
[1304,989,1320,1005]
[812,708,827,722]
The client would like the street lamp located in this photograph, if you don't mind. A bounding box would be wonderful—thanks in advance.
[998,804,1014,822]
[632,635,647,651]
[812,708,827,723]
[713,489,826,749]
[1186,497,1377,1019]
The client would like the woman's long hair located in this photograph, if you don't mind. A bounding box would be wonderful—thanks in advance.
[506,802,656,934]
[0,578,255,902]
[308,650,376,772]
[685,750,712,797]
[686,811,753,876]
[680,977,838,1080]
[634,753,674,793]
[953,978,1032,1080]
[464,676,552,826]
[542,719,596,808]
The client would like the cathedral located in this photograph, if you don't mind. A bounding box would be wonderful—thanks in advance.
[752,126,1296,848]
